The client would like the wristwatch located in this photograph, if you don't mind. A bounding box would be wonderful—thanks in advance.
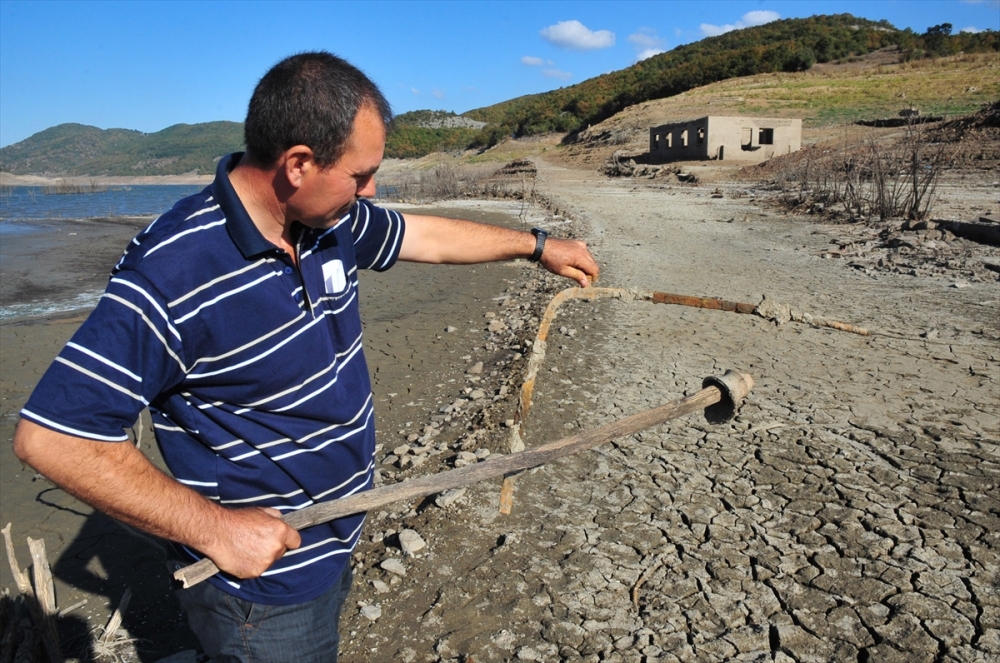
[529,228,548,262]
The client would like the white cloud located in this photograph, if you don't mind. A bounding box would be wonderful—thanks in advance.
[628,28,666,49]
[701,10,780,37]
[960,26,983,33]
[522,56,544,66]
[410,87,420,95]
[540,20,615,50]
[628,28,667,62]
[743,10,781,26]
[636,48,666,61]
[543,68,573,80]
[432,88,446,99]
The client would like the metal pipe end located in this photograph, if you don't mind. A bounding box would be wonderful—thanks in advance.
[702,370,754,423]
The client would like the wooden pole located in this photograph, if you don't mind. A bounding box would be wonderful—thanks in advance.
[174,373,753,588]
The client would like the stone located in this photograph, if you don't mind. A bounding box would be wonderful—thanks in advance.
[398,529,426,555]
[435,487,466,508]
[380,558,406,576]
[468,361,483,374]
[445,325,457,333]
[371,579,390,594]
[360,604,382,621]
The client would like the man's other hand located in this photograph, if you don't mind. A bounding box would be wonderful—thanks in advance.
[539,237,600,287]
[205,507,302,579]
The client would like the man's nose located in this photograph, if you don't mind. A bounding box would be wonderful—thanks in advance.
[358,176,376,198]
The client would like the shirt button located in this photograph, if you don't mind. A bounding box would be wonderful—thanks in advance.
[283,267,293,275]
[294,292,303,302]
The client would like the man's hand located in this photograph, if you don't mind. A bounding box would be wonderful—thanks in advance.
[202,507,301,579]
[539,237,599,287]
[13,420,299,580]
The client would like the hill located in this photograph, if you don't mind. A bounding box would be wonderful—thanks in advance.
[1,14,995,175]
[554,49,999,167]
[0,121,244,177]
[465,15,996,146]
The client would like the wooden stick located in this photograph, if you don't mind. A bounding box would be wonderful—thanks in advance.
[26,537,61,659]
[1,526,62,663]
[501,285,864,514]
[175,374,753,588]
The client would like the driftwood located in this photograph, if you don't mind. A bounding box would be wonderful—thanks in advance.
[1,525,62,663]
[174,372,754,588]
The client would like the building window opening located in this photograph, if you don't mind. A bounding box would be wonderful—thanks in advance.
[741,127,754,150]
[759,128,774,145]
[681,130,689,147]
[697,127,705,145]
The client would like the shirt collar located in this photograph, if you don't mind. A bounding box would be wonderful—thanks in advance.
[212,152,283,259]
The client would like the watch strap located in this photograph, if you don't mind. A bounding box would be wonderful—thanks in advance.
[530,228,548,262]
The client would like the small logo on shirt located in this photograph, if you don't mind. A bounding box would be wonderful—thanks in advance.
[322,259,347,294]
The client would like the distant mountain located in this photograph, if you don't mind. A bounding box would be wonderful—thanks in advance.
[0,121,244,177]
[2,14,995,174]
[393,110,485,129]
[463,14,997,146]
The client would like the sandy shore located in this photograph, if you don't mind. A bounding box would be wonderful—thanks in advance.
[2,162,998,661]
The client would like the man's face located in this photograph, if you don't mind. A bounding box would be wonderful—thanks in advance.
[294,104,385,229]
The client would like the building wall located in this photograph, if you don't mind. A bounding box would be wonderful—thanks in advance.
[649,116,801,163]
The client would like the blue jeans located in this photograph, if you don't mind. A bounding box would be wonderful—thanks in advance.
[173,562,353,663]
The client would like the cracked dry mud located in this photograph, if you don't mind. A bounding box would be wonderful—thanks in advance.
[1,160,996,662]
[340,162,999,663]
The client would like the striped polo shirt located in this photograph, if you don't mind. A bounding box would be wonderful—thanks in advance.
[21,153,405,605]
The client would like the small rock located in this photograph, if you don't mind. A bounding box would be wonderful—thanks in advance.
[468,361,483,374]
[921,328,939,339]
[445,325,457,333]
[398,529,427,555]
[360,604,382,621]
[504,419,516,428]
[435,487,466,508]
[951,281,971,289]
[380,558,406,576]
[393,444,411,456]
[488,319,507,333]
[371,579,390,593]
[470,389,487,400]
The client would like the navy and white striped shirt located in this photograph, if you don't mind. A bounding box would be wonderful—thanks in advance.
[22,153,405,605]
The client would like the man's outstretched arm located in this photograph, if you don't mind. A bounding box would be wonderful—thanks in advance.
[398,214,599,287]
[13,420,300,579]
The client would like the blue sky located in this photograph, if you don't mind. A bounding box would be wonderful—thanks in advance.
[1,0,997,147]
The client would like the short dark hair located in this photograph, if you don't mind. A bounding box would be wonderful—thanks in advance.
[244,51,392,168]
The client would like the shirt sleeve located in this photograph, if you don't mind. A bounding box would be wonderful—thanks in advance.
[20,270,188,442]
[348,199,405,272]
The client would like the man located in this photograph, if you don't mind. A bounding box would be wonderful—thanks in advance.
[13,52,598,661]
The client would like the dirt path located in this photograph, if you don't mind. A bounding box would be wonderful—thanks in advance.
[340,162,999,662]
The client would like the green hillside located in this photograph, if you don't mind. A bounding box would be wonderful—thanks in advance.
[0,122,244,177]
[1,15,995,175]
[465,15,997,145]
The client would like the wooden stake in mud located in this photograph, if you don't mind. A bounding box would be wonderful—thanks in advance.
[173,371,754,588]
[499,285,867,515]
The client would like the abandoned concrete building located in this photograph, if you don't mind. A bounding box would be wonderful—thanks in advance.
[649,116,802,163]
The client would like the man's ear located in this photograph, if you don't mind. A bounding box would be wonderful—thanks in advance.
[280,145,315,190]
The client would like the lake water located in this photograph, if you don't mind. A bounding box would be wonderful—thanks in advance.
[0,184,205,224]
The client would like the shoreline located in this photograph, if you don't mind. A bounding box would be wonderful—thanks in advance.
[0,172,214,186]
